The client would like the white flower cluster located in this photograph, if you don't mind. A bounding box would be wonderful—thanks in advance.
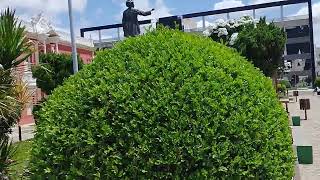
[0,64,3,70]
[203,16,258,45]
[203,29,211,36]
[229,33,238,46]
[217,28,228,37]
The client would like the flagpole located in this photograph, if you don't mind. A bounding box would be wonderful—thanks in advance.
[68,0,79,73]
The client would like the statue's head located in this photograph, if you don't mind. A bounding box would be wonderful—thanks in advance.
[126,0,134,8]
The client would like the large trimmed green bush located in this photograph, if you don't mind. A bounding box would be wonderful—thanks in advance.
[31,28,294,179]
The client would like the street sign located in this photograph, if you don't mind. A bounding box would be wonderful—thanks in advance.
[300,99,310,110]
[299,99,310,120]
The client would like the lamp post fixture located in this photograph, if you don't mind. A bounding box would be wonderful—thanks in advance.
[68,0,79,73]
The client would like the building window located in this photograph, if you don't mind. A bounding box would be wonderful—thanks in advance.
[304,59,312,71]
[286,25,309,38]
[286,43,310,55]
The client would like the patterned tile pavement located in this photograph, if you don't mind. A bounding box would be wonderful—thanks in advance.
[289,90,320,180]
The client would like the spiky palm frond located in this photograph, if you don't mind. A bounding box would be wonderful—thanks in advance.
[0,135,16,175]
[14,79,32,110]
[0,7,33,131]
[0,8,33,70]
[0,69,20,134]
[0,8,31,177]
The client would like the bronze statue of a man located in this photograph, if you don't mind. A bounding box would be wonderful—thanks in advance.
[122,0,154,37]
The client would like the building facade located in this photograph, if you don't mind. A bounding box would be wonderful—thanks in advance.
[182,15,316,88]
[277,16,314,88]
[19,14,95,125]
[315,47,320,76]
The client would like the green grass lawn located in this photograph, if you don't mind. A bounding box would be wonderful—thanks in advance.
[8,140,33,179]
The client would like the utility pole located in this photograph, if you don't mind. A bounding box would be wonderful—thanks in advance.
[68,0,79,73]
[307,0,316,87]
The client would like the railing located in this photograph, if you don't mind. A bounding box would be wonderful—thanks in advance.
[80,0,315,83]
[80,0,312,39]
[81,20,152,41]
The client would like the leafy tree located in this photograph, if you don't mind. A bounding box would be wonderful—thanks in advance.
[234,17,287,80]
[32,53,83,95]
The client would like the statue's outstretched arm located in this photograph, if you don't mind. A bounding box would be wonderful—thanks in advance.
[135,9,153,16]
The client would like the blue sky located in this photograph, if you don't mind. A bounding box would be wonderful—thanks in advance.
[0,0,319,45]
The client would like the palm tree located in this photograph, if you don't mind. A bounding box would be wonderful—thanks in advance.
[0,8,32,133]
[0,8,32,70]
[0,134,16,177]
[0,69,19,135]
[0,8,32,176]
[0,68,19,177]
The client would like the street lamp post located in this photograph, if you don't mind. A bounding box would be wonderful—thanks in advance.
[68,0,79,73]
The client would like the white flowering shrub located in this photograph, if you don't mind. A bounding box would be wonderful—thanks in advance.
[203,16,257,46]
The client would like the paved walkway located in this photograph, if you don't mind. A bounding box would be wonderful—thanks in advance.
[9,124,35,143]
[288,90,320,180]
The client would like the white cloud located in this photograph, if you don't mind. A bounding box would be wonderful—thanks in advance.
[153,0,172,19]
[247,0,283,20]
[214,0,245,10]
[213,0,251,20]
[296,3,320,17]
[0,0,88,36]
[0,0,87,14]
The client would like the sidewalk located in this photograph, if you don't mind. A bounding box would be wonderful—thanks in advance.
[288,90,320,179]
[9,124,35,143]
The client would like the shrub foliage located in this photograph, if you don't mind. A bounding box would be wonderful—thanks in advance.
[32,53,83,95]
[280,79,291,89]
[31,28,294,179]
[234,18,286,78]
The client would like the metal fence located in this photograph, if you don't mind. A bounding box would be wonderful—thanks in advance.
[80,0,315,83]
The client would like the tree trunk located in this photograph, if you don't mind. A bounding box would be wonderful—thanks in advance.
[272,71,278,93]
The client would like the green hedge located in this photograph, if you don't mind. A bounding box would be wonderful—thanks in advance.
[31,53,84,95]
[280,80,291,89]
[30,28,294,179]
[277,83,287,94]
